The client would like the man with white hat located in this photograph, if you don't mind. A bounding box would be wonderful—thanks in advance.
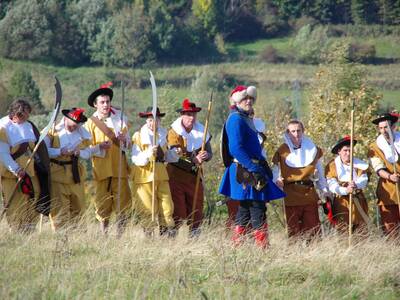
[220,85,285,248]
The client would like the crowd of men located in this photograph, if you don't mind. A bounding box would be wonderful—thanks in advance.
[0,83,399,248]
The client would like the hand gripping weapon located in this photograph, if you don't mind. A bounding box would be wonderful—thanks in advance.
[1,76,62,221]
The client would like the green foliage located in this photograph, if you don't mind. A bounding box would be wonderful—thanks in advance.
[306,42,380,160]
[291,24,332,64]
[9,69,45,114]
[0,82,11,116]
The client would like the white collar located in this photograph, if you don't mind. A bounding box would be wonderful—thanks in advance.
[376,131,400,163]
[139,124,167,147]
[171,117,210,152]
[0,116,36,147]
[283,133,317,168]
[334,155,368,182]
[55,117,92,150]
[94,109,128,133]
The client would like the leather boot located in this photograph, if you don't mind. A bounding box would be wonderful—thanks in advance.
[253,223,269,249]
[232,225,247,246]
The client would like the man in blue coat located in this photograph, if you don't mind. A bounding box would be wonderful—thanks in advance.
[219,85,285,248]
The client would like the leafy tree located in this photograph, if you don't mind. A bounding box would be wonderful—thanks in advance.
[351,0,380,24]
[0,0,52,60]
[0,82,11,116]
[306,42,380,159]
[9,70,45,114]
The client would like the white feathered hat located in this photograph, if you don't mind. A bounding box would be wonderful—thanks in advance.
[230,85,257,105]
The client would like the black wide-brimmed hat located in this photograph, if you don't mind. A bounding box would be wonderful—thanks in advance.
[138,107,166,118]
[62,107,87,124]
[372,113,398,125]
[176,98,202,113]
[88,82,113,107]
[331,135,358,154]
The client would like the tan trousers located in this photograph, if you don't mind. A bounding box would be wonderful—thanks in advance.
[379,204,400,237]
[134,181,174,228]
[285,203,320,238]
[93,177,132,222]
[1,176,39,232]
[49,181,86,231]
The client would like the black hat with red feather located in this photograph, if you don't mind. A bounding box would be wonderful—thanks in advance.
[88,82,113,107]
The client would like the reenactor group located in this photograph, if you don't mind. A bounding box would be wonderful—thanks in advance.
[0,83,399,249]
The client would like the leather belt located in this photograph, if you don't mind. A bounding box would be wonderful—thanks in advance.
[286,180,314,187]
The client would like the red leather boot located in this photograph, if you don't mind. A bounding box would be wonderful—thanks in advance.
[253,223,269,249]
[232,225,247,246]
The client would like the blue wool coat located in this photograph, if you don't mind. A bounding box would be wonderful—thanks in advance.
[219,109,285,201]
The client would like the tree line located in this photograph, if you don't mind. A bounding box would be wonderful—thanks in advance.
[0,0,399,67]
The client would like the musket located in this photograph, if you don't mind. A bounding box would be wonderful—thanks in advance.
[385,120,400,219]
[190,92,213,229]
[149,71,157,222]
[1,76,62,221]
[116,80,125,215]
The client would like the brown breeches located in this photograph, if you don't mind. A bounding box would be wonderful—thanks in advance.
[169,179,203,231]
[285,203,320,238]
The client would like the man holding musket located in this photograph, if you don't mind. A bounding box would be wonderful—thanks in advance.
[85,83,131,234]
[368,113,400,237]
[45,107,108,231]
[0,99,43,232]
[166,98,212,237]
[219,86,285,248]
[272,120,329,239]
[325,136,369,233]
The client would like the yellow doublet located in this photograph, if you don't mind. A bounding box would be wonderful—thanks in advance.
[0,127,39,231]
[46,128,90,230]
[131,131,174,228]
[85,116,131,221]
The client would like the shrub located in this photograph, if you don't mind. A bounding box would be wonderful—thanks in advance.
[259,45,281,63]
[349,43,376,63]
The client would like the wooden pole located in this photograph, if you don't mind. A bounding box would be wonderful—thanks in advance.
[190,94,213,230]
[386,121,400,219]
[348,101,355,247]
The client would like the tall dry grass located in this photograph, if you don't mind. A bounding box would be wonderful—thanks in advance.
[0,217,399,299]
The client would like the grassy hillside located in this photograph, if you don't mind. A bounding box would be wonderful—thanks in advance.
[1,222,399,299]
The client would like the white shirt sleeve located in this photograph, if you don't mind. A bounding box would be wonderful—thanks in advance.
[315,159,328,192]
[131,144,152,166]
[355,172,368,190]
[44,136,61,158]
[272,164,281,183]
[327,177,348,196]
[79,144,105,160]
[0,141,20,175]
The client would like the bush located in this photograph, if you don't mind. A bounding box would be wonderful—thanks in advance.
[259,45,281,63]
[349,43,376,63]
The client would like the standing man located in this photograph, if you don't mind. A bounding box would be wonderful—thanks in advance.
[0,99,41,232]
[166,98,212,237]
[368,113,400,237]
[85,83,132,235]
[219,86,285,248]
[131,107,176,236]
[45,107,108,231]
[325,136,369,234]
[272,120,329,239]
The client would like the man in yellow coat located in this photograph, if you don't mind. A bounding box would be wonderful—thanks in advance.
[45,107,108,231]
[368,113,400,237]
[131,107,176,236]
[272,120,329,239]
[85,83,132,234]
[325,136,369,234]
[0,99,40,232]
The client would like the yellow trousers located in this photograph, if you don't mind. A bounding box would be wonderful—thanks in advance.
[49,181,86,231]
[1,176,39,232]
[93,177,132,222]
[134,180,174,228]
